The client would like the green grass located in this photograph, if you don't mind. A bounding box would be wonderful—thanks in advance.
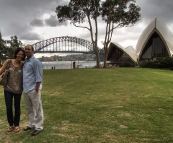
[1,68,173,143]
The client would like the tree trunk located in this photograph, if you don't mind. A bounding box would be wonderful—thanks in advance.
[103,50,108,68]
[94,47,100,68]
[103,45,109,68]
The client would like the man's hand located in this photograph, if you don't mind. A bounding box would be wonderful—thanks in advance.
[35,88,39,93]
[35,82,41,93]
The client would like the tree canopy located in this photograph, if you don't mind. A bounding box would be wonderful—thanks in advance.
[56,0,141,67]
[0,33,23,66]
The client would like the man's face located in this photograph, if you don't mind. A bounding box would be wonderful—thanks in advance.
[24,45,34,58]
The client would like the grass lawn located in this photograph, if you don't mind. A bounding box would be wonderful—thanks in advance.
[1,68,173,143]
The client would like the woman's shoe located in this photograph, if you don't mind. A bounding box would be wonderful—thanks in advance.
[14,126,20,133]
[7,126,13,132]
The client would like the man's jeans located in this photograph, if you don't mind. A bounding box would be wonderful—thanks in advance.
[4,90,22,127]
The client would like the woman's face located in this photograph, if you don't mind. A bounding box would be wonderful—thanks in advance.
[16,51,25,61]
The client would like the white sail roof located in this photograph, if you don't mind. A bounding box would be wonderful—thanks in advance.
[108,18,173,62]
[109,42,137,62]
[136,18,173,56]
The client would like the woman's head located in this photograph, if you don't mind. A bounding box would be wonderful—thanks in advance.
[14,48,26,61]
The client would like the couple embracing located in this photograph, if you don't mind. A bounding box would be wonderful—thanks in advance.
[0,45,43,136]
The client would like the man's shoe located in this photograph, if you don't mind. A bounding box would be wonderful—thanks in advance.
[31,130,41,136]
[23,126,32,131]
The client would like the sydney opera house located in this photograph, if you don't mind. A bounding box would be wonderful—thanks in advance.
[107,18,173,64]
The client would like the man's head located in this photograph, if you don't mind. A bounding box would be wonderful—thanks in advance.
[24,45,34,59]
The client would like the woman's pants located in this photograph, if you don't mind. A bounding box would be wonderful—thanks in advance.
[4,90,22,127]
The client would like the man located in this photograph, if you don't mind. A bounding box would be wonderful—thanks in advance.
[23,44,43,136]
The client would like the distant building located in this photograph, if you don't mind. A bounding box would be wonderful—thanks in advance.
[107,18,173,64]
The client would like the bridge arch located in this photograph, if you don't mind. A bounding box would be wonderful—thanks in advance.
[32,36,93,54]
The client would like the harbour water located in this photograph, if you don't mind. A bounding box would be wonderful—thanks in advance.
[42,61,102,69]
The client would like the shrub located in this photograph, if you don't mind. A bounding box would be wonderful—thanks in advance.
[139,57,173,69]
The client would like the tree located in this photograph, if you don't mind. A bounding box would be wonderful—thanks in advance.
[101,0,140,67]
[0,33,23,66]
[0,32,6,66]
[55,0,140,68]
[6,35,23,59]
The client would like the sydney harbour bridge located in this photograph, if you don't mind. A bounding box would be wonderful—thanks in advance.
[32,36,104,69]
[32,36,104,54]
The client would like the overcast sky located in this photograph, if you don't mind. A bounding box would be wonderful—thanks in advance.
[0,0,173,57]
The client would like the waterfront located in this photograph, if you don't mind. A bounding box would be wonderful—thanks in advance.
[42,61,102,69]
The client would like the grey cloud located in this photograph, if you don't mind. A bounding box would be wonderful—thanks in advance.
[136,0,173,25]
[20,32,41,40]
[29,15,68,27]
[0,0,66,40]
[1,0,62,13]
[30,19,44,27]
[1,0,173,46]
[45,15,68,27]
[0,19,41,41]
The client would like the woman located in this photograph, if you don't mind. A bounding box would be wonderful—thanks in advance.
[0,48,25,133]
